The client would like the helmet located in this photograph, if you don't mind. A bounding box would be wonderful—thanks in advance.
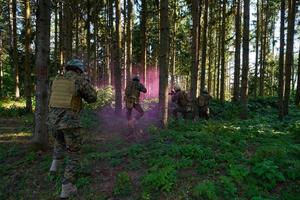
[132,75,140,81]
[202,88,208,94]
[66,59,85,73]
[174,85,181,91]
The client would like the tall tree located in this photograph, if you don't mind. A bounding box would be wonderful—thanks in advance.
[233,0,241,102]
[283,0,296,115]
[220,0,226,103]
[63,1,73,63]
[200,0,208,92]
[240,0,250,119]
[170,0,177,88]
[254,0,260,97]
[140,0,147,86]
[278,0,285,119]
[12,0,19,98]
[159,0,169,127]
[115,0,122,113]
[24,0,32,112]
[190,0,200,101]
[0,31,3,97]
[33,0,51,149]
[295,44,300,105]
[126,0,133,84]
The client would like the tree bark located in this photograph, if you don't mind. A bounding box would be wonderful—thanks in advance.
[59,0,64,69]
[87,0,91,77]
[190,0,200,101]
[24,0,32,112]
[141,0,147,86]
[278,0,285,119]
[126,0,133,85]
[12,0,19,98]
[115,0,122,113]
[53,0,58,72]
[170,0,177,88]
[220,0,226,103]
[295,44,300,105]
[200,0,208,92]
[254,0,260,98]
[233,0,241,102]
[33,0,51,150]
[240,0,250,119]
[283,0,296,116]
[0,32,3,97]
[159,0,169,127]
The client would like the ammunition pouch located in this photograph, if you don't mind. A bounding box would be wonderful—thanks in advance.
[49,76,82,112]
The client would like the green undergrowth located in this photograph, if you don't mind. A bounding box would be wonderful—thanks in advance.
[0,97,299,199]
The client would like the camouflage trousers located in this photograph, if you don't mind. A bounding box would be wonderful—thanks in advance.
[126,103,144,121]
[52,128,82,184]
[173,106,189,119]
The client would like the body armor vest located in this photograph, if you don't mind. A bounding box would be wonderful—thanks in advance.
[49,76,82,112]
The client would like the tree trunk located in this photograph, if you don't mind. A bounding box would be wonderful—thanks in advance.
[233,0,241,102]
[240,0,250,119]
[254,0,260,98]
[283,0,296,116]
[109,0,114,86]
[104,1,111,86]
[24,0,32,112]
[126,0,133,85]
[278,0,285,119]
[115,0,122,113]
[54,0,59,71]
[190,0,200,101]
[159,0,169,127]
[220,0,226,103]
[200,0,208,92]
[170,1,177,88]
[12,0,19,98]
[33,0,51,150]
[87,0,91,78]
[75,7,79,57]
[141,0,147,86]
[295,44,300,105]
[0,32,3,97]
[59,1,64,69]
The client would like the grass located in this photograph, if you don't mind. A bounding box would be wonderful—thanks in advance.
[0,97,299,199]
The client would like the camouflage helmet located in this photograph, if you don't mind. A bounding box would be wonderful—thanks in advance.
[66,59,85,73]
[201,88,209,94]
[174,85,181,91]
[132,75,140,81]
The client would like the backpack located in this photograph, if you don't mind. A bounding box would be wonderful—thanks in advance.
[178,91,189,107]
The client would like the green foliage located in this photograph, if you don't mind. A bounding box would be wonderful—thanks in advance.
[142,166,177,193]
[80,109,98,129]
[113,172,132,197]
[252,160,285,189]
[228,164,249,182]
[219,176,237,198]
[85,86,113,109]
[76,177,92,188]
[192,181,217,200]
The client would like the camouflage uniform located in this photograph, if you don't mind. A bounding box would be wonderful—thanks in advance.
[124,80,147,121]
[48,70,97,185]
[197,92,212,120]
[171,90,190,119]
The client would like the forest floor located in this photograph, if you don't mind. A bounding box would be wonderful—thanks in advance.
[0,97,300,200]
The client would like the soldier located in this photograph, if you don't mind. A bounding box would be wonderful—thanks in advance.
[197,88,212,119]
[48,59,97,199]
[171,85,191,119]
[124,75,147,128]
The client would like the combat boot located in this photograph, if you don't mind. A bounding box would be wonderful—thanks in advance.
[60,183,77,199]
[49,159,62,174]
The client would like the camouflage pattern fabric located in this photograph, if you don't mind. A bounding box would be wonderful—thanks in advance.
[48,70,96,185]
[48,70,97,130]
[52,128,81,184]
[197,93,212,119]
[171,90,191,119]
[124,80,147,105]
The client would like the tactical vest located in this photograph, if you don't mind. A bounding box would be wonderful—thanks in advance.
[49,76,82,112]
[124,81,139,108]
